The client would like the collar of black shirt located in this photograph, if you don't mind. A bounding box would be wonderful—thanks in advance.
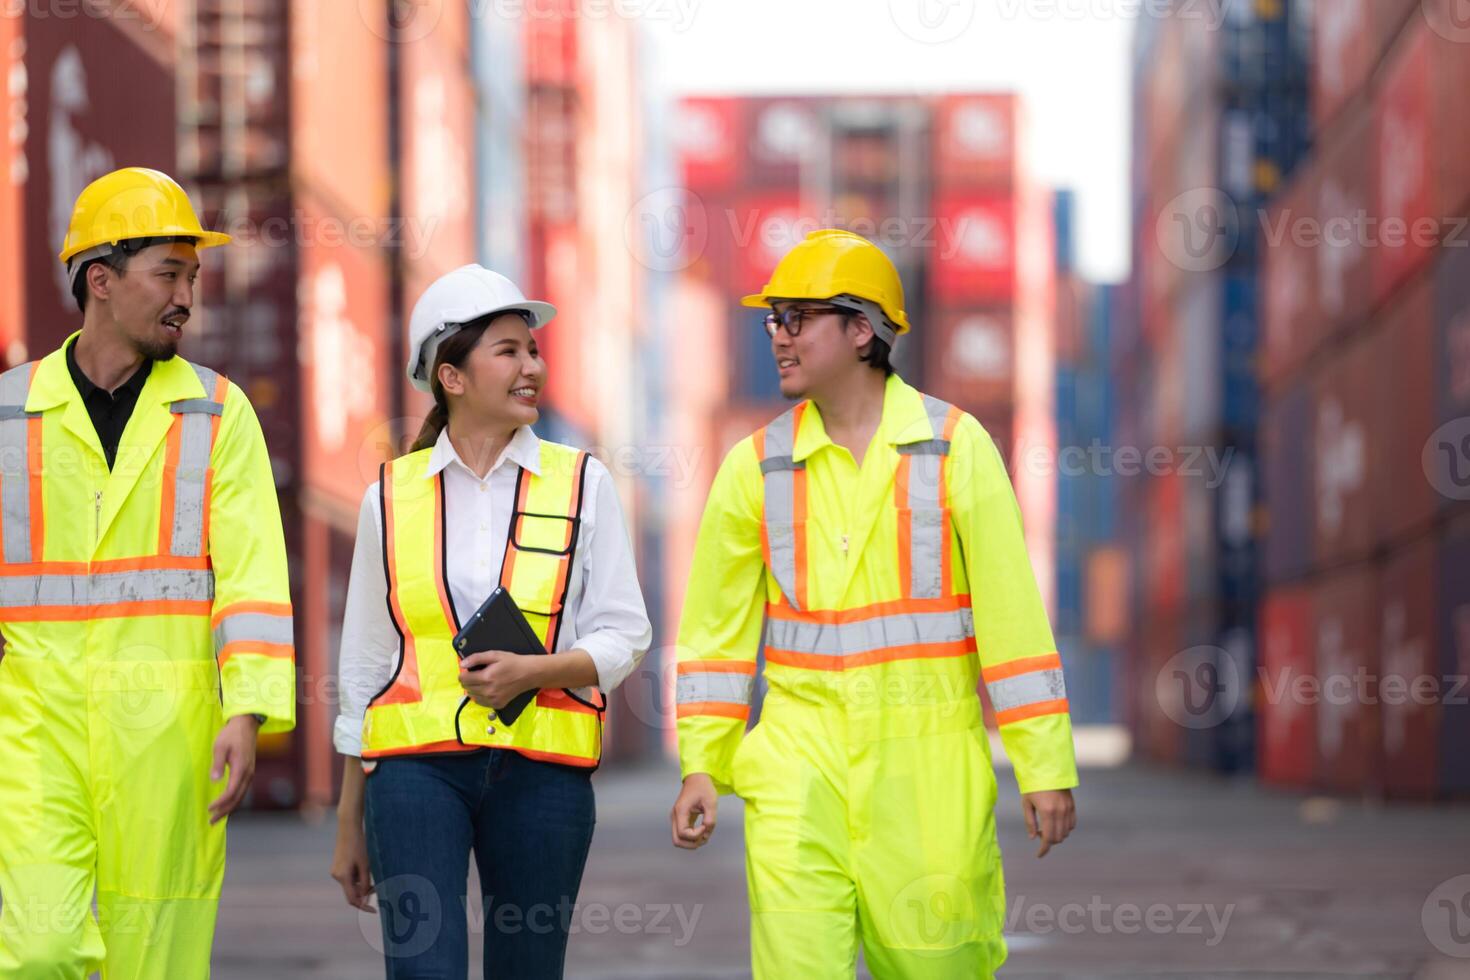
[65,335,153,402]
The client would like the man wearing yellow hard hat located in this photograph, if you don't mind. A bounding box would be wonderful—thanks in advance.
[0,167,294,977]
[669,229,1078,977]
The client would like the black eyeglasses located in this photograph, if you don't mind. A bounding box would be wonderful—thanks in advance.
[762,306,853,339]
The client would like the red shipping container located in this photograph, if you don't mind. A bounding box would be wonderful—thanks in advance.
[1379,535,1440,799]
[1261,169,1321,388]
[1138,617,1183,765]
[1439,516,1470,793]
[1371,277,1438,548]
[399,12,475,281]
[1258,587,1317,788]
[677,98,742,193]
[21,12,179,359]
[925,307,1013,411]
[289,0,390,221]
[1372,21,1435,307]
[931,193,1016,304]
[1312,0,1372,131]
[735,193,809,296]
[0,12,23,365]
[1146,472,1184,616]
[745,98,821,188]
[932,94,1018,190]
[1314,109,1374,340]
[1312,564,1381,795]
[1313,331,1378,567]
[523,0,576,86]
[296,193,391,514]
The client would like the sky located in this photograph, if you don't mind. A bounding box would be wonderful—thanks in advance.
[642,0,1137,283]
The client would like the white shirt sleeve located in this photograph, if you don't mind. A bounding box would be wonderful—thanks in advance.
[333,484,400,758]
[573,460,653,692]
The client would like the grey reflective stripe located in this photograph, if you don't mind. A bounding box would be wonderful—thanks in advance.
[213,610,294,651]
[760,408,802,610]
[170,399,223,416]
[0,567,215,608]
[0,364,37,564]
[764,606,974,657]
[920,394,953,442]
[987,667,1068,713]
[897,440,950,456]
[760,456,804,474]
[169,363,222,558]
[676,671,755,706]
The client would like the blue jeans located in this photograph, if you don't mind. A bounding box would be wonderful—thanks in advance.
[363,749,596,979]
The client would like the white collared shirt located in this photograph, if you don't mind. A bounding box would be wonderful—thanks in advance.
[332,425,652,757]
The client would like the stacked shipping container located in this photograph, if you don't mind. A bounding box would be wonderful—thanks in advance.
[1128,0,1313,773]
[1257,0,1470,798]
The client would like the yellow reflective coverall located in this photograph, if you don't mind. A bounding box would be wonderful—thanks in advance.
[677,375,1077,978]
[0,336,295,978]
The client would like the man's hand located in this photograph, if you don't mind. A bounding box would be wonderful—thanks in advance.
[1021,789,1076,858]
[670,773,718,850]
[459,651,537,710]
[208,714,261,825]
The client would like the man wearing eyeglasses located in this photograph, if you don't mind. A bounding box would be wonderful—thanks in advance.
[669,229,1078,978]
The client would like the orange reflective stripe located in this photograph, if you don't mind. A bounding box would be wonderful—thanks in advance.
[765,637,973,671]
[981,651,1063,684]
[157,417,182,554]
[995,698,1070,726]
[0,599,214,623]
[766,593,971,625]
[676,701,750,720]
[677,659,758,675]
[535,687,600,716]
[0,554,212,579]
[218,640,294,666]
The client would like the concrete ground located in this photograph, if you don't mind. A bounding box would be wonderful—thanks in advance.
[206,760,1470,979]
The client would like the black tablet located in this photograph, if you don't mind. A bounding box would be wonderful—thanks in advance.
[452,587,545,725]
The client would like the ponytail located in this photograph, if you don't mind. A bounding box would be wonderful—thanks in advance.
[410,395,448,453]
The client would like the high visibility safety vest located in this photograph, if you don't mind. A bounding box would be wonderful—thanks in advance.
[676,375,1077,797]
[0,335,295,731]
[361,441,606,768]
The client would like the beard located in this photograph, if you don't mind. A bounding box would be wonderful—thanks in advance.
[135,336,179,362]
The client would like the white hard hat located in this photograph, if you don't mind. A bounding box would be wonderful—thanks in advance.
[406,264,556,393]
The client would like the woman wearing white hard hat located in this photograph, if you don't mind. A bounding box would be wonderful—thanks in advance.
[330,265,652,977]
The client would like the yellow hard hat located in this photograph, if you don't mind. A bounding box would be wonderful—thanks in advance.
[741,228,910,336]
[58,167,231,265]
